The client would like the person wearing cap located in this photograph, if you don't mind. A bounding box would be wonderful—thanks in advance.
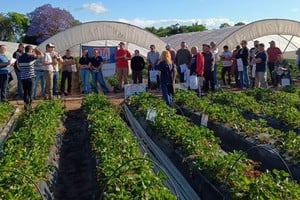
[235,40,250,89]
[175,41,192,83]
[210,41,219,88]
[13,43,25,99]
[165,44,176,63]
[18,45,44,110]
[0,44,11,102]
[147,44,160,89]
[202,43,215,92]
[130,49,145,84]
[115,42,131,91]
[90,49,109,94]
[267,40,282,84]
[43,43,55,100]
[254,43,268,88]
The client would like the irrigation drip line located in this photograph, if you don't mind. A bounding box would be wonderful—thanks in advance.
[123,104,201,200]
[0,168,45,200]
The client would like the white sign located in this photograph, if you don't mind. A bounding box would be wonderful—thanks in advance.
[149,70,159,83]
[146,108,157,122]
[124,83,146,99]
[281,78,290,86]
[201,114,208,127]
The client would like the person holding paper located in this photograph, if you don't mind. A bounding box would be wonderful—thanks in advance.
[272,54,290,87]
[147,44,160,89]
[235,40,250,89]
[175,41,192,83]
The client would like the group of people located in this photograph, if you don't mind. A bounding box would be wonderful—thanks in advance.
[0,42,76,110]
[0,39,292,108]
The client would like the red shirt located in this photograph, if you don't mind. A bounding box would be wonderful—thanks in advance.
[267,47,282,63]
[116,49,131,68]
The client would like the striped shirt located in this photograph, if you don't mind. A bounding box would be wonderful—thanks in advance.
[18,53,36,79]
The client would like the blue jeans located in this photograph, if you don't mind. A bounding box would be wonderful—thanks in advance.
[53,71,59,95]
[92,70,109,94]
[239,65,250,88]
[33,71,45,98]
[80,69,91,94]
[15,69,23,98]
[0,73,8,101]
[161,83,173,106]
[213,64,218,87]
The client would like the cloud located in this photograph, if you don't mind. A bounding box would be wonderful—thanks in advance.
[291,8,300,12]
[82,2,108,14]
[117,17,238,29]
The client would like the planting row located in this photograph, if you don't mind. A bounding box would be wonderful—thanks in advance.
[128,92,300,199]
[0,102,15,133]
[82,94,176,199]
[174,89,300,165]
[0,101,64,199]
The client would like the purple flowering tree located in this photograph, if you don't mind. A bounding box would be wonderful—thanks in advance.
[27,4,76,44]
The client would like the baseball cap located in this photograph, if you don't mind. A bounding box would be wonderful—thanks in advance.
[46,43,55,48]
[269,40,275,44]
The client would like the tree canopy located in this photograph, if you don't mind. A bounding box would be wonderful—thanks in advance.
[145,22,207,37]
[27,4,77,44]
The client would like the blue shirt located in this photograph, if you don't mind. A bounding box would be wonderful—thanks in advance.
[0,54,9,74]
[158,61,174,85]
[255,51,267,72]
[18,53,37,79]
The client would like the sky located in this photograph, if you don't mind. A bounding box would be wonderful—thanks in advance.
[1,0,300,29]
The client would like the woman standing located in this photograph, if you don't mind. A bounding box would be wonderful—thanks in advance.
[79,49,91,94]
[157,50,177,106]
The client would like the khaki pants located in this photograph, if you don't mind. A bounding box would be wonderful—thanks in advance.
[117,68,128,89]
[255,71,268,88]
[44,71,54,99]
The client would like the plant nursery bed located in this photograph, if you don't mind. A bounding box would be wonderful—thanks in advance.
[0,107,19,145]
[127,105,229,200]
[178,106,300,182]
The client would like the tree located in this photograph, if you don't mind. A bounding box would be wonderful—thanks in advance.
[27,4,76,44]
[219,23,231,29]
[8,12,29,42]
[234,22,246,26]
[0,14,14,41]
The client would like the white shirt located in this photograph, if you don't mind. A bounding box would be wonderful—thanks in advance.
[221,51,233,67]
[43,52,53,71]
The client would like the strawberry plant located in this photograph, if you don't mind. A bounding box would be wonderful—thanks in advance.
[129,92,300,199]
[0,101,64,199]
[82,94,176,199]
[0,102,14,132]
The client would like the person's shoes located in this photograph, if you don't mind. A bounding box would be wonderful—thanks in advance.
[67,92,72,96]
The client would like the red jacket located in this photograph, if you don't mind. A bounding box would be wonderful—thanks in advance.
[196,53,204,76]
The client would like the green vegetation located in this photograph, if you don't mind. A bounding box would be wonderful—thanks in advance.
[82,94,176,199]
[0,101,64,199]
[0,102,14,129]
[129,92,300,199]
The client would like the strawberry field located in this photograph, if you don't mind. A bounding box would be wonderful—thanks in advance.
[0,88,300,199]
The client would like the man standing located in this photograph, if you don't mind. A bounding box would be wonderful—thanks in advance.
[13,43,25,99]
[90,49,109,94]
[61,49,75,96]
[220,45,232,86]
[267,40,282,84]
[18,45,44,110]
[147,44,160,89]
[235,40,250,89]
[202,44,215,92]
[0,45,11,102]
[175,41,192,83]
[210,41,219,88]
[254,43,268,88]
[43,43,55,100]
[131,49,145,84]
[249,40,260,88]
[115,42,131,91]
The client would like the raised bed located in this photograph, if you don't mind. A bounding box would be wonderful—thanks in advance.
[127,107,227,200]
[0,104,19,146]
[0,101,64,199]
[127,92,300,199]
[82,94,176,199]
[179,106,300,182]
